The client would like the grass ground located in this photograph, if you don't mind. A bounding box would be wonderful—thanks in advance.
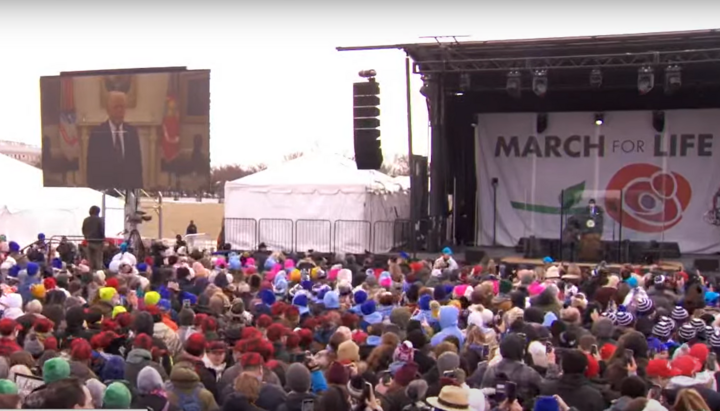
[138,199,224,240]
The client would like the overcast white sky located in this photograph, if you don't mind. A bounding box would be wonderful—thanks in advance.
[1,1,718,167]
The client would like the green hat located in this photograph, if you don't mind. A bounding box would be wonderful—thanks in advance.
[499,279,513,294]
[42,357,70,384]
[0,379,17,395]
[103,382,132,409]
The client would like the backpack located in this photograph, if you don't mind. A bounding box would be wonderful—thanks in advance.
[172,386,202,411]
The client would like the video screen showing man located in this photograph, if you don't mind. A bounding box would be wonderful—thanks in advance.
[86,91,143,189]
[39,69,211,191]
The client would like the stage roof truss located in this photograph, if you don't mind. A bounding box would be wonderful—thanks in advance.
[412,47,720,74]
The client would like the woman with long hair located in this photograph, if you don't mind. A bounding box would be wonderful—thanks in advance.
[674,388,711,411]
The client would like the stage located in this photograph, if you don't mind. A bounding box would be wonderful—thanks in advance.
[499,255,684,272]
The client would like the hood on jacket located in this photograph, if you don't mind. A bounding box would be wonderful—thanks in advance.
[126,348,153,364]
[169,364,201,390]
[438,306,459,329]
[283,392,316,411]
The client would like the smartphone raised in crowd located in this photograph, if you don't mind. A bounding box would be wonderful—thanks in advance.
[546,342,553,354]
[590,344,598,356]
[624,349,634,366]
[707,352,717,371]
[482,344,490,358]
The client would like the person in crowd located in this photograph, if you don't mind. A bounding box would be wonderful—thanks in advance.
[81,205,106,270]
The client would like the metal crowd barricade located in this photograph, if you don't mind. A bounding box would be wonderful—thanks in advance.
[295,219,332,253]
[372,219,411,253]
[333,220,371,254]
[258,218,294,252]
[224,218,258,250]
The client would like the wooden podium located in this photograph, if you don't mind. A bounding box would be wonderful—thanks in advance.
[579,233,602,262]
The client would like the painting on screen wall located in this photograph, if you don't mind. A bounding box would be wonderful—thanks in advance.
[99,75,138,108]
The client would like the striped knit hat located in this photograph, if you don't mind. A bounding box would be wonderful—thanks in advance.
[652,320,673,340]
[690,318,706,333]
[616,311,634,327]
[678,322,697,341]
[702,325,715,340]
[602,311,618,325]
[709,330,720,349]
[636,297,654,314]
[671,305,689,323]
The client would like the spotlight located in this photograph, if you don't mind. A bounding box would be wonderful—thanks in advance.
[665,65,682,95]
[532,69,548,97]
[358,69,377,78]
[594,113,604,126]
[589,69,603,88]
[536,113,548,134]
[638,67,654,95]
[652,111,665,133]
[506,71,522,98]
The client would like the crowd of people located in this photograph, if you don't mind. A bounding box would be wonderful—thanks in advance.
[0,229,716,411]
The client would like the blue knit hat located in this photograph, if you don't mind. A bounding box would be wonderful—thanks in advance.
[323,291,340,310]
[8,242,19,253]
[533,396,560,411]
[26,262,39,276]
[361,300,376,315]
[433,286,447,302]
[354,290,368,305]
[419,294,432,311]
[259,289,276,306]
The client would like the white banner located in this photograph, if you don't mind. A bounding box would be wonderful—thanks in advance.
[475,110,720,254]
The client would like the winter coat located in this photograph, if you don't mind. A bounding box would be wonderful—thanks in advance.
[165,366,219,411]
[540,374,605,411]
[125,348,169,388]
[155,321,183,357]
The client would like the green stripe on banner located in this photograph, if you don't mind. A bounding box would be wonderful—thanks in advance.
[511,202,589,215]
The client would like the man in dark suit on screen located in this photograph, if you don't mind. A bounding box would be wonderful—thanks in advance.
[86,91,143,189]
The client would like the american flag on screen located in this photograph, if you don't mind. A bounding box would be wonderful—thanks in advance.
[58,77,80,160]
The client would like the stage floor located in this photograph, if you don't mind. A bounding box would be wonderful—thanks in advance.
[500,256,684,272]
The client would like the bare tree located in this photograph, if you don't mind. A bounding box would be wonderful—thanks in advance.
[282,151,304,162]
[210,163,267,193]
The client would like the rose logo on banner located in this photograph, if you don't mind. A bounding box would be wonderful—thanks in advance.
[605,163,692,233]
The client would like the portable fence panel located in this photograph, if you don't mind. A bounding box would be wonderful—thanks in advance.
[295,219,332,253]
[224,218,258,250]
[333,220,371,254]
[258,218,294,252]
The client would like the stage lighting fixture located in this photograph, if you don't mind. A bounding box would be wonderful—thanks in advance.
[589,69,603,88]
[506,71,522,98]
[652,110,665,133]
[594,113,604,126]
[665,65,682,95]
[358,69,377,78]
[536,113,548,134]
[637,66,654,95]
[532,69,548,97]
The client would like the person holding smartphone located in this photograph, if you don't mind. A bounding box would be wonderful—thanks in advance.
[539,349,605,411]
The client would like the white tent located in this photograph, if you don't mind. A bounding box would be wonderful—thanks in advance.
[224,154,410,254]
[0,154,125,247]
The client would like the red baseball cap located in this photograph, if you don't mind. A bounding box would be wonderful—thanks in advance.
[689,343,710,364]
[0,318,19,336]
[646,359,682,378]
[671,355,702,377]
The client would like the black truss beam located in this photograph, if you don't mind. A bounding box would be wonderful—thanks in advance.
[414,48,720,73]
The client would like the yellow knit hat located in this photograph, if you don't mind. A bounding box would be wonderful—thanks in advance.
[144,291,161,307]
[430,300,441,319]
[98,287,117,302]
[447,300,462,310]
[112,306,127,319]
[30,284,46,299]
[289,269,301,283]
